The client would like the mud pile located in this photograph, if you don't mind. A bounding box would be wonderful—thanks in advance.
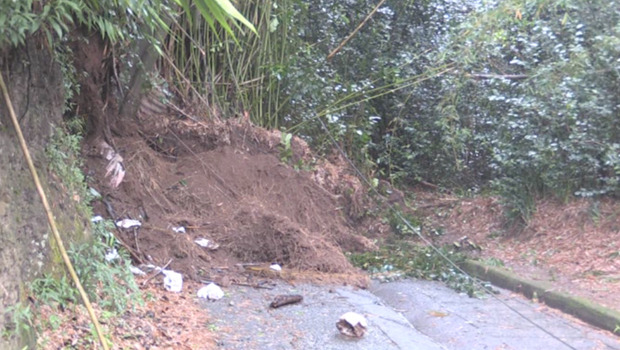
[84,107,374,284]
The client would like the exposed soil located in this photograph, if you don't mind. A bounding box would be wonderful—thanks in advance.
[413,190,620,312]
[83,100,375,287]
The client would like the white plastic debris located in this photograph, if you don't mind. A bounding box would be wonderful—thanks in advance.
[106,154,125,188]
[116,219,142,229]
[194,238,220,250]
[172,226,186,234]
[99,140,125,188]
[130,266,146,276]
[89,187,102,199]
[269,263,282,272]
[91,215,103,223]
[104,249,119,262]
[162,270,183,292]
[197,283,224,301]
[194,238,210,247]
[336,312,368,338]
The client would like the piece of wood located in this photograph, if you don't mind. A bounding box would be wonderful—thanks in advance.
[270,294,303,308]
[231,282,275,290]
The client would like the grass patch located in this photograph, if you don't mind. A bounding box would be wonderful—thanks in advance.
[32,219,143,313]
[350,242,495,297]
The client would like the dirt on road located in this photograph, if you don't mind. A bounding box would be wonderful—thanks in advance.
[84,101,376,286]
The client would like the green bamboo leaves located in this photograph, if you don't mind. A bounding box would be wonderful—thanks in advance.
[213,0,257,34]
[175,0,257,41]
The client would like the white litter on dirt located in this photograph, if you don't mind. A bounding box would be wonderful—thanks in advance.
[116,219,142,229]
[89,187,102,199]
[197,283,224,301]
[162,270,183,292]
[172,226,186,233]
[130,266,146,275]
[100,140,125,188]
[194,238,220,250]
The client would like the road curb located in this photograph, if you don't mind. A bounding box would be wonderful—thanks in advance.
[461,259,620,334]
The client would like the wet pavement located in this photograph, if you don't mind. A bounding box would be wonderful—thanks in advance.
[371,280,620,350]
[199,282,441,350]
[199,279,620,350]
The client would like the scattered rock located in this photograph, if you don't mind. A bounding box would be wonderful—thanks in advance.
[214,275,231,288]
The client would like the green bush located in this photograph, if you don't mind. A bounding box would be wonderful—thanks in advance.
[275,0,620,224]
[433,0,620,220]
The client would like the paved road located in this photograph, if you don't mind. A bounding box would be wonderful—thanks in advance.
[371,280,620,350]
[199,279,620,350]
[200,282,441,350]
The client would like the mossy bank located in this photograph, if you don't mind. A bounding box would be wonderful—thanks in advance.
[0,40,91,349]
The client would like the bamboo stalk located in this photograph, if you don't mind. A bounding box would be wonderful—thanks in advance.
[327,0,389,60]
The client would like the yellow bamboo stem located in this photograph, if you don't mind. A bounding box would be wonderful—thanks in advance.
[327,0,389,60]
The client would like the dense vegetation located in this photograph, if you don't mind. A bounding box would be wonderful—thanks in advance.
[275,0,620,225]
[2,0,619,226]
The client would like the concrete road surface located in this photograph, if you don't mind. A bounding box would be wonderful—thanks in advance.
[200,282,442,350]
[199,279,620,350]
[371,279,620,350]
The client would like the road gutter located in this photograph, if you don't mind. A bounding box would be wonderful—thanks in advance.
[462,259,620,334]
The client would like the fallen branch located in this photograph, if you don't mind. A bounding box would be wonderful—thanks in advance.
[115,235,144,264]
[231,282,275,290]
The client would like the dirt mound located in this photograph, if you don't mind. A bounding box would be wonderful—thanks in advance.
[84,105,373,285]
[222,206,351,272]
